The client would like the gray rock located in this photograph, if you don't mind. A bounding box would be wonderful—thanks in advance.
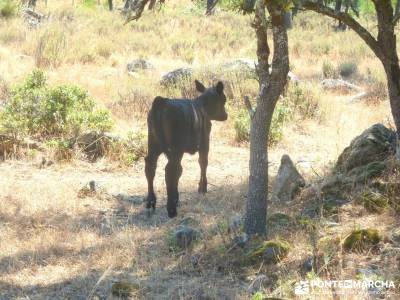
[272,154,306,202]
[127,59,153,72]
[173,225,200,249]
[160,68,193,87]
[336,124,396,173]
[220,59,256,79]
[248,274,268,294]
[228,214,243,233]
[114,193,143,205]
[302,257,314,272]
[75,131,107,161]
[232,233,249,248]
[391,228,400,243]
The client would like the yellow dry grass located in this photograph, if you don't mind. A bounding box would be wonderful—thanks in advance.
[0,0,399,299]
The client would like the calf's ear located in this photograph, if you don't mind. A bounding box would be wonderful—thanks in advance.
[195,80,206,93]
[216,81,224,94]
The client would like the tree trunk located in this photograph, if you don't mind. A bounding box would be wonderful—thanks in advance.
[385,63,400,159]
[283,11,293,29]
[108,0,113,10]
[373,0,400,159]
[245,0,289,236]
[396,0,400,16]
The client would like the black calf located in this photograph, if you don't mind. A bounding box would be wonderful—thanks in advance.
[145,80,228,217]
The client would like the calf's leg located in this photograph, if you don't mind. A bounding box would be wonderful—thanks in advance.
[145,146,161,210]
[165,152,183,218]
[198,148,208,194]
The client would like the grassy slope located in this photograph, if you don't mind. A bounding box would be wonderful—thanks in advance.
[0,0,399,299]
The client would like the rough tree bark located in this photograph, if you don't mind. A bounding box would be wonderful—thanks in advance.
[396,0,400,16]
[303,0,400,159]
[244,0,289,236]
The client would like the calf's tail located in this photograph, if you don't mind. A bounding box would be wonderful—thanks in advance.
[149,96,167,152]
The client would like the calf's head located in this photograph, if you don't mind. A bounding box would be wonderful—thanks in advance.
[195,80,228,121]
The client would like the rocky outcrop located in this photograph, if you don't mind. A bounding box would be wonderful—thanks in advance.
[160,68,193,87]
[336,123,396,173]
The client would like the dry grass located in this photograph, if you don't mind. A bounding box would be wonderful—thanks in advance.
[1,0,399,299]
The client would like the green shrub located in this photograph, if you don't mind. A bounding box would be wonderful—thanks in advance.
[0,70,114,138]
[0,0,17,19]
[343,228,381,252]
[338,61,358,78]
[107,130,147,166]
[233,102,290,145]
[286,83,320,119]
[358,190,389,213]
[45,138,74,161]
[233,109,249,143]
[81,0,96,9]
[322,60,337,78]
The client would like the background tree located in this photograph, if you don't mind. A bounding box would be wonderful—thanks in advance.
[302,0,400,160]
[244,0,289,236]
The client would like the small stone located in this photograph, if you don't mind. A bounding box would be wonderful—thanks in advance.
[173,225,200,249]
[229,215,243,233]
[302,257,314,272]
[233,233,249,248]
[113,193,143,205]
[89,180,96,192]
[391,228,400,243]
[127,59,153,72]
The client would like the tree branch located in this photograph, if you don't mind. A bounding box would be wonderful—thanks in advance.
[394,13,400,25]
[243,96,255,119]
[302,1,382,58]
[206,0,220,15]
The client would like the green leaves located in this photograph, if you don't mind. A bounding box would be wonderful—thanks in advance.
[0,70,114,139]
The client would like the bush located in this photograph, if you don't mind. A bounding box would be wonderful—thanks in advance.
[233,102,289,145]
[284,83,320,119]
[0,70,113,139]
[338,61,358,78]
[322,60,337,78]
[107,130,147,166]
[233,83,319,145]
[343,228,381,252]
[0,0,17,19]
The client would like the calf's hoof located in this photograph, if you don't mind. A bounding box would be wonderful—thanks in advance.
[198,185,207,194]
[145,194,156,210]
[167,208,177,218]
